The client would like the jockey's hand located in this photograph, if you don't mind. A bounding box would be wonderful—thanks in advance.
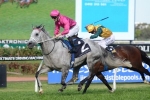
[55,33,64,39]
[53,35,56,38]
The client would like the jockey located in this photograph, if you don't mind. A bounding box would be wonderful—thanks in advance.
[50,9,80,53]
[85,24,116,54]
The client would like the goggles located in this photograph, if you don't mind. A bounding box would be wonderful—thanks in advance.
[51,16,57,19]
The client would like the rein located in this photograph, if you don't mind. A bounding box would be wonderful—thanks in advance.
[30,36,56,44]
[42,40,55,55]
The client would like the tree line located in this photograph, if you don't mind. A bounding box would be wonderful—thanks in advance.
[135,23,150,40]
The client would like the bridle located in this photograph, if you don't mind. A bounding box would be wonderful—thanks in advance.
[30,28,56,55]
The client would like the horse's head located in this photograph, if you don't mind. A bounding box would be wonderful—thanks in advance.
[27,25,47,49]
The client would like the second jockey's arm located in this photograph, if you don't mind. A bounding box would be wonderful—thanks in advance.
[90,27,102,39]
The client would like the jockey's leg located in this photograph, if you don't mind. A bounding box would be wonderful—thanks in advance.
[99,34,116,56]
[68,37,77,53]
[68,36,84,53]
[65,24,80,53]
[105,46,117,56]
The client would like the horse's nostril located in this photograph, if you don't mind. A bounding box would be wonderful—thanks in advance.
[27,42,32,47]
[27,42,32,45]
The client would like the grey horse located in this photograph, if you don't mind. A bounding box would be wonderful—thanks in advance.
[27,25,132,93]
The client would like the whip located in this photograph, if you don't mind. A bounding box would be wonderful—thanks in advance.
[92,17,109,24]
[85,17,109,28]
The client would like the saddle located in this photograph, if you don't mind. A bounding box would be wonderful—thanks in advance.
[61,38,91,68]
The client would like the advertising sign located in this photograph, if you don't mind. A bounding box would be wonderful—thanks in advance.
[48,63,150,84]
[75,0,135,40]
[0,40,40,49]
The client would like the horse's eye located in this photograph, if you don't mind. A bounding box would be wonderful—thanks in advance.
[35,33,39,36]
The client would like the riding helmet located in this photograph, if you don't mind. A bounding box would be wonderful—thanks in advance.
[50,10,60,17]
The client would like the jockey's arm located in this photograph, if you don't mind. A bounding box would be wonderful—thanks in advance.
[54,23,60,36]
[90,27,102,39]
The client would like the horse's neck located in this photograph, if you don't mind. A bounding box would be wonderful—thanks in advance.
[40,38,55,55]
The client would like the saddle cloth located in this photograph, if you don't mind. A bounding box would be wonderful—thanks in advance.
[62,39,91,58]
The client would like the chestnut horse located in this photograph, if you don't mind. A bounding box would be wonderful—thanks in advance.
[77,45,150,94]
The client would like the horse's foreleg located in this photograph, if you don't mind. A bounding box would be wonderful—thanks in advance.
[78,76,89,91]
[78,61,95,91]
[35,71,41,92]
[67,67,80,85]
[59,69,69,92]
[82,75,94,94]
[35,65,50,94]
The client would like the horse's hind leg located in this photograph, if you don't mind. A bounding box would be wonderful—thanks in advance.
[96,72,114,92]
[136,66,150,84]
[82,72,114,94]
[139,72,149,84]
[127,67,146,83]
[67,67,80,85]
[35,65,50,94]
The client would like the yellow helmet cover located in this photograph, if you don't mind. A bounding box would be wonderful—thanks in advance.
[86,24,95,33]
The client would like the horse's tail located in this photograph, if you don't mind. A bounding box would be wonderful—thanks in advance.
[138,48,150,66]
[100,47,132,68]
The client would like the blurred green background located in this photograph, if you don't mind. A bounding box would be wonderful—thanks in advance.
[0,0,75,39]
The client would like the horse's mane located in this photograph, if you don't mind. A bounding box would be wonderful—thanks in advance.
[36,25,46,32]
[36,25,52,38]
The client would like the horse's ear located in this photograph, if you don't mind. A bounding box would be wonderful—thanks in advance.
[39,25,44,30]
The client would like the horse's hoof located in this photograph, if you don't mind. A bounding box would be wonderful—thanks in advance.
[67,81,74,85]
[109,89,115,93]
[78,86,82,91]
[39,90,43,94]
[58,89,63,92]
[144,80,149,84]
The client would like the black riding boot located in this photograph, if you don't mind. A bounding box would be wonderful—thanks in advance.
[68,37,77,53]
[105,46,116,57]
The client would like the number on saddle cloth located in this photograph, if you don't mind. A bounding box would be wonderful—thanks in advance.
[61,38,84,68]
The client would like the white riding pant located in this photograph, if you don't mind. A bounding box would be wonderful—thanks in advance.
[98,34,115,49]
[65,24,79,38]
